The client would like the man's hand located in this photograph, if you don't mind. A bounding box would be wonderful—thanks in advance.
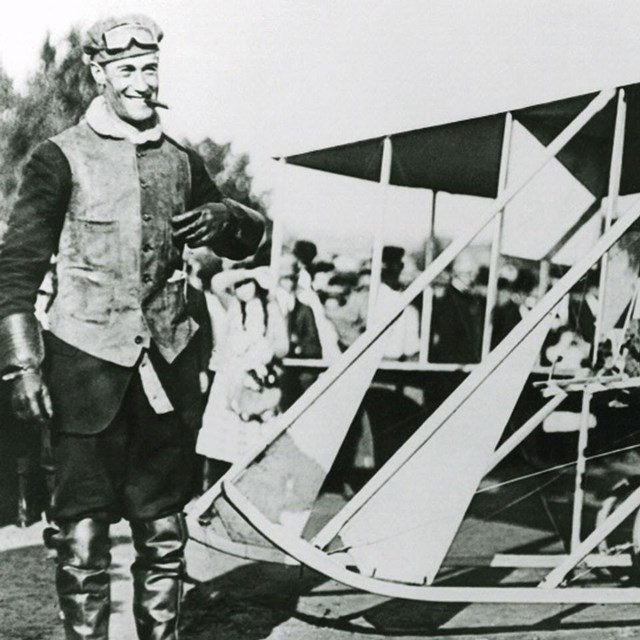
[10,369,53,423]
[172,203,230,248]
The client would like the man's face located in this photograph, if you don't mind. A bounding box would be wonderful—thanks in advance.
[92,52,159,125]
[279,274,295,293]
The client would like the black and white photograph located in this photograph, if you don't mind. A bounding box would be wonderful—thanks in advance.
[4,1,640,638]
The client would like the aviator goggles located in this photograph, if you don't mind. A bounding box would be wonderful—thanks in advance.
[102,24,159,53]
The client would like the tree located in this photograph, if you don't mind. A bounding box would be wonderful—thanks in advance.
[188,137,268,214]
[0,62,18,204]
[185,137,273,269]
[0,30,270,232]
[0,62,16,113]
[0,29,96,221]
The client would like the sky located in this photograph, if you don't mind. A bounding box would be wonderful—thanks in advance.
[2,0,640,258]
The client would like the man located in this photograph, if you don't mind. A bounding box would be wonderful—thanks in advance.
[430,253,483,364]
[291,239,317,292]
[0,14,264,640]
[374,246,419,361]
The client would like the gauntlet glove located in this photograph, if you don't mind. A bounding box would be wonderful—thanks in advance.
[172,197,264,256]
[0,313,52,423]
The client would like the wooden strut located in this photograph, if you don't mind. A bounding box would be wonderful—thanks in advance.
[313,198,640,552]
[481,112,513,359]
[486,392,568,471]
[188,391,569,564]
[268,157,288,289]
[540,483,640,589]
[224,202,640,589]
[593,88,627,365]
[187,88,616,531]
[188,391,571,564]
[570,390,593,552]
[222,481,640,604]
[366,136,393,328]
[187,517,290,564]
[418,190,437,364]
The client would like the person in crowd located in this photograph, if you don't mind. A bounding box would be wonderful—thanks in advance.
[348,267,372,328]
[280,259,321,359]
[430,253,484,363]
[0,14,264,639]
[277,254,336,362]
[184,249,217,394]
[324,270,367,351]
[473,265,490,300]
[196,265,288,482]
[491,277,523,349]
[374,246,420,360]
[292,239,317,292]
[543,268,598,369]
[276,253,340,405]
[568,267,600,346]
[310,260,336,294]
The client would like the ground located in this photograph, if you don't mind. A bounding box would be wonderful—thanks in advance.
[3,449,640,639]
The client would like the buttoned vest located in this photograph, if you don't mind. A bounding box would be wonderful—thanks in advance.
[48,122,198,367]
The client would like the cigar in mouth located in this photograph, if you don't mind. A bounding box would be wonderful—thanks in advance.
[145,97,169,110]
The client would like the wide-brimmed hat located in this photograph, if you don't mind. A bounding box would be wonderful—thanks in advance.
[229,265,272,291]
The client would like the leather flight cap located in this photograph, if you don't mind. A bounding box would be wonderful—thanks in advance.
[83,14,163,64]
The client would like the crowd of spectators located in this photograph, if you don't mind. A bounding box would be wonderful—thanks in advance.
[23,238,608,494]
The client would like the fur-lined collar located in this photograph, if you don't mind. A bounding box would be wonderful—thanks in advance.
[84,96,162,144]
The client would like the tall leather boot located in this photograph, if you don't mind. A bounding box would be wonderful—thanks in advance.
[55,518,111,640]
[130,513,187,640]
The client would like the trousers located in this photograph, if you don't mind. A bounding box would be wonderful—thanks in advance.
[51,369,197,523]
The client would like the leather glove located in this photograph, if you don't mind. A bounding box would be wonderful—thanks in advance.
[172,202,231,248]
[8,368,53,423]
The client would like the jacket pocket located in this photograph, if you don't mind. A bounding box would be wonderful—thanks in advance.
[60,267,114,324]
[76,218,119,270]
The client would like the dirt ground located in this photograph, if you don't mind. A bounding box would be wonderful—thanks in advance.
[4,447,640,640]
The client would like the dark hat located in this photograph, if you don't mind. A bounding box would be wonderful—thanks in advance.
[475,265,489,287]
[293,240,317,266]
[382,245,405,266]
[513,268,538,294]
[83,14,163,64]
[329,272,358,288]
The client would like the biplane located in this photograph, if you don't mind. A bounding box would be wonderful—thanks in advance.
[187,84,640,604]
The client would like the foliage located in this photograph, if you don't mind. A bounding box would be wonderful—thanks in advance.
[188,137,268,214]
[0,30,269,231]
[0,63,18,208]
[186,137,273,270]
[0,29,96,220]
[0,62,16,113]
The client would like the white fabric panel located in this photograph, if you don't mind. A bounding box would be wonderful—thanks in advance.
[232,327,389,539]
[502,121,596,262]
[337,318,551,585]
[288,337,387,472]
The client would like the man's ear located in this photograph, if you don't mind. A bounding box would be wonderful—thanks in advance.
[89,61,106,87]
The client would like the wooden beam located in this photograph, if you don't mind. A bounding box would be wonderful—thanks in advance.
[188,89,615,527]
[482,112,513,358]
[314,195,640,551]
[419,190,437,363]
[366,137,393,327]
[443,553,631,569]
[593,88,627,365]
[540,483,640,588]
[269,157,288,289]
[570,390,593,551]
[486,392,567,472]
[542,199,603,263]
[224,481,640,604]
